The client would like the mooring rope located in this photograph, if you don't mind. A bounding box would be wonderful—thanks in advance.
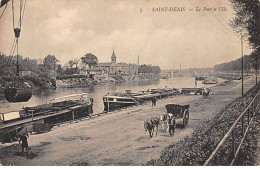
[0,3,7,19]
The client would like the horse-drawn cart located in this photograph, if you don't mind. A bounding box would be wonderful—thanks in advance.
[165,104,190,127]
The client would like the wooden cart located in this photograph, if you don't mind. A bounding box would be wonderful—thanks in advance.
[165,104,190,127]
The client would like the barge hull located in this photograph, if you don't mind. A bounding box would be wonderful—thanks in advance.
[104,101,136,111]
[0,104,93,143]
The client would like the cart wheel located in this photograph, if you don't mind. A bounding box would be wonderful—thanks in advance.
[186,111,189,125]
[183,110,189,127]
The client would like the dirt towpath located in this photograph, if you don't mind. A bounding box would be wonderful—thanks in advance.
[0,77,256,166]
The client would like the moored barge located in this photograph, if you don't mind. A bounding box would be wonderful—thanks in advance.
[202,77,218,84]
[103,88,180,111]
[0,93,93,143]
[103,90,141,112]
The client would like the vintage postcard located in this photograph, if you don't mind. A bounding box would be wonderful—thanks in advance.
[0,0,259,166]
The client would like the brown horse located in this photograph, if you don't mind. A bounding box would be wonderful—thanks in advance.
[144,117,160,139]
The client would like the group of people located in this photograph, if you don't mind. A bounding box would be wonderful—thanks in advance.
[160,112,175,136]
[145,112,176,138]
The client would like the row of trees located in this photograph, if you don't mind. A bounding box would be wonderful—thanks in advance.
[214,55,253,72]
[0,51,161,84]
[230,0,259,84]
[0,53,56,78]
[0,53,58,88]
[0,52,100,77]
[138,64,161,74]
[57,53,98,76]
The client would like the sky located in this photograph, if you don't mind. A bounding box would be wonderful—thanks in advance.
[0,0,253,70]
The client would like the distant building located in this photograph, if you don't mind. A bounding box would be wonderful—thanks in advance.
[93,49,117,75]
[116,63,138,75]
[79,68,103,75]
[116,62,128,75]
[92,49,138,76]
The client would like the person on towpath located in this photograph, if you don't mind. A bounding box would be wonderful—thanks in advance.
[18,126,30,156]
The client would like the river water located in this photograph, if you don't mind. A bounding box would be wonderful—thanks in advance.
[0,77,220,114]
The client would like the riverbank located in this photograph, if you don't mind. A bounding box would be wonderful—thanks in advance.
[0,75,56,94]
[56,73,161,88]
[147,81,260,166]
[0,76,256,165]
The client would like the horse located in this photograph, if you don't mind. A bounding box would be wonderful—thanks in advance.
[150,117,159,136]
[144,117,160,139]
[203,88,211,98]
[160,112,168,131]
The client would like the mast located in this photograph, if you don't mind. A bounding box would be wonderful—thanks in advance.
[180,62,182,76]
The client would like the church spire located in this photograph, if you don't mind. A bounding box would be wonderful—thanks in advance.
[111,48,116,63]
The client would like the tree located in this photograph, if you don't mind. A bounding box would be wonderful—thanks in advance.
[250,49,259,84]
[43,55,59,70]
[81,53,98,70]
[138,64,161,74]
[138,64,148,74]
[56,64,64,75]
[152,66,161,74]
[66,59,80,75]
[230,0,260,84]
[0,53,14,76]
[68,60,74,68]
[74,59,79,69]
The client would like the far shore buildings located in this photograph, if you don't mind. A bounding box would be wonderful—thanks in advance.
[81,49,138,76]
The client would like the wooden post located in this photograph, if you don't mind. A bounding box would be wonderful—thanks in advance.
[248,109,250,126]
[29,110,34,121]
[107,97,110,112]
[232,130,236,158]
[241,116,244,136]
[241,34,244,97]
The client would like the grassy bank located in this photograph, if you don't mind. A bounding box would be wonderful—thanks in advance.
[234,113,260,165]
[146,83,260,166]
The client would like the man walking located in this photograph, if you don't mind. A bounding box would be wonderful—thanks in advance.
[151,97,157,107]
[153,97,157,106]
[167,113,175,136]
[0,115,3,127]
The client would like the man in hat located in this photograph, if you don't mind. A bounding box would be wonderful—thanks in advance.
[18,126,30,155]
[153,97,157,106]
[167,113,175,136]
